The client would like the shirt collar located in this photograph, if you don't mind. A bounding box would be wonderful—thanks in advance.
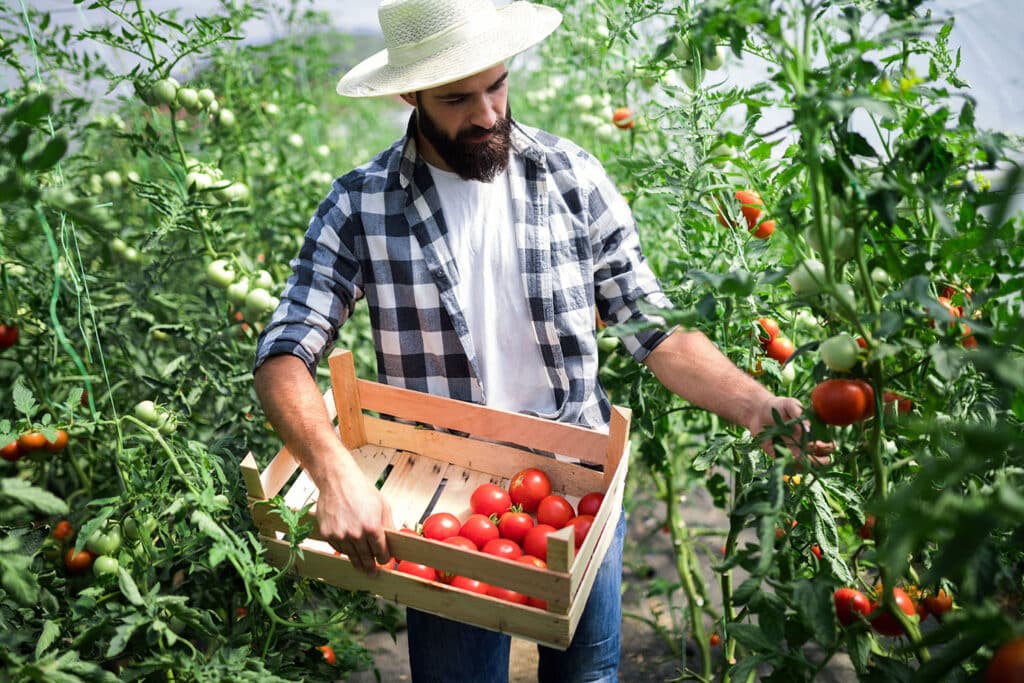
[397,112,546,190]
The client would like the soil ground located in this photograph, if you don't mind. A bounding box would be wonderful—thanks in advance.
[345,485,860,682]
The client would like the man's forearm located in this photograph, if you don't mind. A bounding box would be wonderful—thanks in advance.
[253,354,360,496]
[643,328,775,433]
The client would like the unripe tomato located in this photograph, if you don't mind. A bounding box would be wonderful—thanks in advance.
[176,87,200,113]
[93,555,119,577]
[701,45,727,71]
[134,400,161,425]
[197,88,215,107]
[788,259,826,296]
[680,63,703,89]
[206,259,236,288]
[150,78,177,106]
[612,107,635,129]
[226,277,250,306]
[217,108,236,127]
[811,379,874,426]
[244,288,278,319]
[819,333,860,372]
[765,337,796,363]
[86,523,122,556]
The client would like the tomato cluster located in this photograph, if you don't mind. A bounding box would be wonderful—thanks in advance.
[717,189,775,239]
[1,428,70,462]
[389,467,605,607]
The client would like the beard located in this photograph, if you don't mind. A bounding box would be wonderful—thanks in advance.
[415,94,512,182]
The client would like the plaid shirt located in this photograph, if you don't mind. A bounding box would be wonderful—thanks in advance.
[254,115,671,429]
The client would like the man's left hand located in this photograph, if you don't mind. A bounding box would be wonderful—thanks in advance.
[748,395,834,464]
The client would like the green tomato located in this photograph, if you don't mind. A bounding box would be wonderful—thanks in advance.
[206,259,236,288]
[102,170,122,189]
[134,400,160,425]
[680,63,703,89]
[261,102,281,117]
[806,227,856,260]
[185,171,213,192]
[93,555,119,577]
[176,87,200,113]
[871,267,892,287]
[110,237,128,255]
[832,283,856,310]
[701,45,727,71]
[244,288,278,318]
[226,277,250,306]
[597,335,618,353]
[779,362,796,384]
[197,88,215,108]
[86,524,122,556]
[788,259,826,296]
[217,109,236,128]
[253,269,274,290]
[123,514,158,541]
[819,333,860,372]
[150,79,178,106]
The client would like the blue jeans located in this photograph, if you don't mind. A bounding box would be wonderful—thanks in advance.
[406,510,625,683]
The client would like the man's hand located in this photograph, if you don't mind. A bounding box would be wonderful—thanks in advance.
[317,467,395,574]
[747,395,834,464]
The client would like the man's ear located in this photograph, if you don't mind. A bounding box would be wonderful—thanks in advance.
[399,93,416,107]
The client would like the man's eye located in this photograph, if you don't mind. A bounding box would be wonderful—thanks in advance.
[443,97,464,105]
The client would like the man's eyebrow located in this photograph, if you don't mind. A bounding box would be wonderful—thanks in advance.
[437,71,509,99]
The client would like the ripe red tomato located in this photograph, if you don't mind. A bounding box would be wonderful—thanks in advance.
[459,513,500,549]
[710,632,722,646]
[752,218,775,239]
[486,584,529,604]
[53,520,74,542]
[470,483,511,517]
[612,107,635,129]
[576,491,604,517]
[883,391,913,416]
[923,589,953,617]
[65,548,96,574]
[986,637,1024,683]
[833,587,871,626]
[870,587,916,636]
[17,432,48,453]
[565,515,594,549]
[450,575,490,595]
[482,538,522,561]
[517,555,548,608]
[44,429,69,453]
[0,324,18,350]
[811,379,874,426]
[858,514,876,540]
[498,509,534,544]
[754,318,780,347]
[395,561,437,582]
[536,495,574,529]
[765,336,796,363]
[421,512,461,541]
[811,544,823,560]
[317,644,336,666]
[522,524,558,561]
[1,441,20,462]
[736,190,764,229]
[509,468,551,513]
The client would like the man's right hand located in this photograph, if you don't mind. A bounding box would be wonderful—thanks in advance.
[317,465,394,574]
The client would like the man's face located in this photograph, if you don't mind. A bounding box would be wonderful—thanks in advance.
[406,64,512,182]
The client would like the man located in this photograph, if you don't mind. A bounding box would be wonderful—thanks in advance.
[253,1,822,681]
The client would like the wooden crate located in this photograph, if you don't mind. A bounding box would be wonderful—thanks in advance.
[240,348,631,651]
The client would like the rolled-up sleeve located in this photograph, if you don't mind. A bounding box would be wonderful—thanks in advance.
[253,183,363,376]
[585,157,673,362]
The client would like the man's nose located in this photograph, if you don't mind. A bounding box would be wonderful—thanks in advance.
[469,96,499,130]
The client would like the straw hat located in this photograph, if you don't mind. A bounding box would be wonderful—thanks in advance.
[336,0,563,98]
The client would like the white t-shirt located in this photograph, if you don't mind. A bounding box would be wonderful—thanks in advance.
[427,164,557,416]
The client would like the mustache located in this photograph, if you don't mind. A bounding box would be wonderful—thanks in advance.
[456,122,502,141]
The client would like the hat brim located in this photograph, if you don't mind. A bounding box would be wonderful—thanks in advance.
[336,3,562,98]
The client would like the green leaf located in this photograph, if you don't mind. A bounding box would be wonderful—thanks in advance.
[728,654,775,683]
[13,380,39,419]
[730,623,783,654]
[24,135,68,171]
[1,478,69,515]
[35,619,60,658]
[1,553,40,605]
[107,619,142,658]
[117,565,145,606]
[793,579,837,644]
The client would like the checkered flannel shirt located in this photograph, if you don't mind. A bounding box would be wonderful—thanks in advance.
[254,115,672,430]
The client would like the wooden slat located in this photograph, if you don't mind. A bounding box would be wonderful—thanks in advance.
[355,379,608,464]
[567,496,622,636]
[545,525,575,574]
[261,535,574,649]
[328,350,367,449]
[350,443,398,485]
[283,470,319,510]
[363,416,604,496]
[379,451,448,530]
[568,441,629,594]
[258,446,301,500]
[603,406,631,489]
[240,452,265,499]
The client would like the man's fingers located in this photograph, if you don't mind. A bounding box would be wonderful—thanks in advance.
[368,531,390,565]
